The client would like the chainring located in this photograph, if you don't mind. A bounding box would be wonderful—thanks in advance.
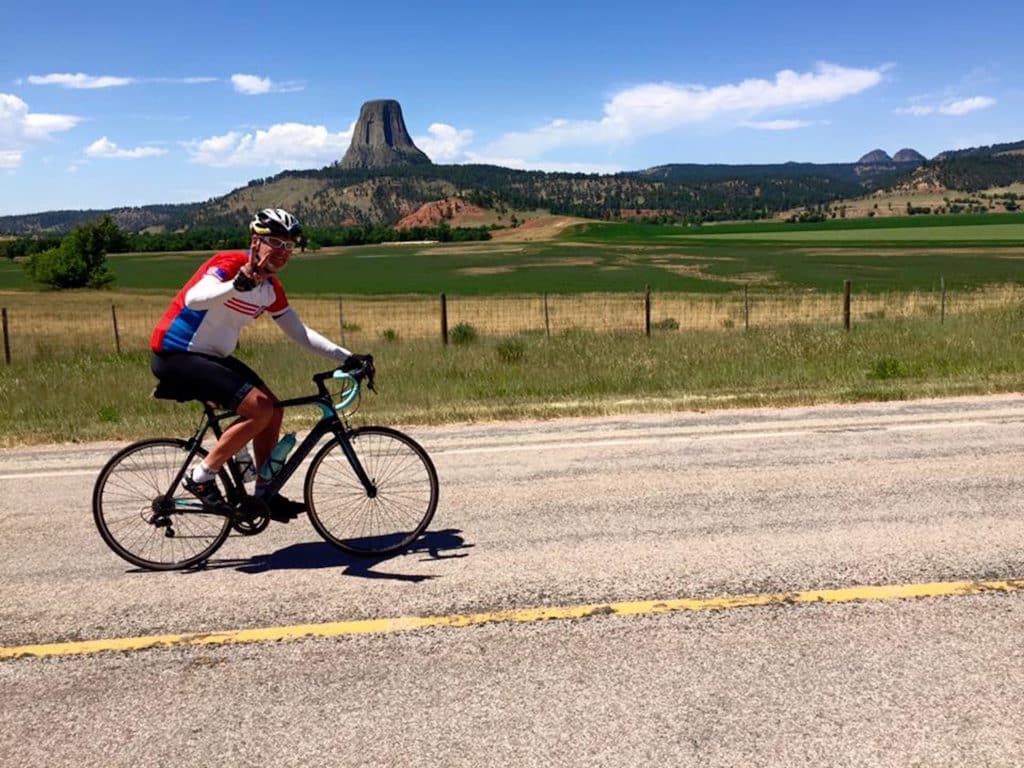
[231,496,271,536]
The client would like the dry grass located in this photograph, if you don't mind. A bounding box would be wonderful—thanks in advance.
[780,183,1024,220]
[490,216,593,241]
[3,285,1023,362]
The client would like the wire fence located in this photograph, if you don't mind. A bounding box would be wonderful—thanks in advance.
[2,283,1023,363]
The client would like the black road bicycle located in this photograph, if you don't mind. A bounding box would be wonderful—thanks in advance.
[92,362,439,571]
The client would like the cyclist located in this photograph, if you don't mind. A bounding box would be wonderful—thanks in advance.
[149,208,371,522]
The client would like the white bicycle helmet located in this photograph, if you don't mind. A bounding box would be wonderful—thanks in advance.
[250,208,303,239]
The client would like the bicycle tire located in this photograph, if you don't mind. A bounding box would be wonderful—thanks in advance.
[92,438,232,570]
[304,426,439,556]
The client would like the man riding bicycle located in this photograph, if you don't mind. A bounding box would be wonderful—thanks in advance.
[149,208,371,522]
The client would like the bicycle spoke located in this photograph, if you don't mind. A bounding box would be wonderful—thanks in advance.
[306,428,437,555]
[94,439,231,570]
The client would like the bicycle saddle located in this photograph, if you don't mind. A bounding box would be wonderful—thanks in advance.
[151,380,196,403]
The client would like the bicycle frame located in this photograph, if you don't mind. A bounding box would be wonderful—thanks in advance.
[170,371,376,509]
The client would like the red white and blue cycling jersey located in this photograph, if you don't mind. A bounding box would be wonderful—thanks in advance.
[151,252,290,357]
[151,249,353,372]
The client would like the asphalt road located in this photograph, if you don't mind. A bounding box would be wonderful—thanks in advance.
[2,396,1024,767]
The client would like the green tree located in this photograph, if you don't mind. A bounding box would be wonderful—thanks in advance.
[24,215,121,288]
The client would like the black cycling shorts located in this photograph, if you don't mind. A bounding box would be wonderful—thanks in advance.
[151,351,266,411]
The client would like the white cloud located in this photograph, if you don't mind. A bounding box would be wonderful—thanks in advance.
[488,62,884,158]
[230,74,303,95]
[231,74,272,95]
[22,112,82,140]
[414,123,475,162]
[0,93,81,167]
[185,122,353,167]
[940,96,996,115]
[741,119,817,130]
[85,137,168,159]
[28,72,135,89]
[409,120,621,172]
[899,95,996,117]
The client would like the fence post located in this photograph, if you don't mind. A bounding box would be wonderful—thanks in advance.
[111,304,121,354]
[543,293,550,337]
[940,276,946,324]
[644,285,651,337]
[744,285,749,332]
[2,308,9,364]
[440,293,448,345]
[337,298,345,344]
[843,280,852,331]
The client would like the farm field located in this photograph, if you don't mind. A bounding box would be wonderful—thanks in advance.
[2,215,1024,444]
[2,215,1023,296]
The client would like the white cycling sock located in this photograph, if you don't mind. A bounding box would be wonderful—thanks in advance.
[191,461,216,483]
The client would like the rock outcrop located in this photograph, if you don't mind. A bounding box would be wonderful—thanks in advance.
[339,99,432,169]
[858,149,893,164]
[893,148,926,163]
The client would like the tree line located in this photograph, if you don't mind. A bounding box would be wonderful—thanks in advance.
[9,216,491,289]
[2,220,491,260]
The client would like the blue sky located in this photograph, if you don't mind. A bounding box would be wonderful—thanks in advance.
[2,0,1021,215]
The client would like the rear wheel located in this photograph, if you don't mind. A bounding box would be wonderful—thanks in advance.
[305,426,439,556]
[93,438,232,570]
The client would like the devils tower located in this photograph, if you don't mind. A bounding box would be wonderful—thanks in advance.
[339,99,432,169]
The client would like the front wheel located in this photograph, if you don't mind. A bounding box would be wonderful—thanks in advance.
[305,426,439,556]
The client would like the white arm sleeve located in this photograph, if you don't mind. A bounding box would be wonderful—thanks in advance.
[273,308,352,362]
[184,274,238,309]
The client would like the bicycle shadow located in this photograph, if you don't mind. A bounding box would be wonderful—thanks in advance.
[199,528,471,582]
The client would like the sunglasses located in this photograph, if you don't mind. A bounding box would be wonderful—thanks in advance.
[257,235,296,251]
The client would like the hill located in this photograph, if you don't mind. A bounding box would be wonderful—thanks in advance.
[5,140,1024,235]
[906,140,1024,192]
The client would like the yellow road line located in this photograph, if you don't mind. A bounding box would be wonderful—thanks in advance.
[4,578,1023,661]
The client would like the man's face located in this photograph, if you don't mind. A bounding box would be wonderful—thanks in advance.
[251,233,296,272]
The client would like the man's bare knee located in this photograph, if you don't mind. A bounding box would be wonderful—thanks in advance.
[237,389,276,424]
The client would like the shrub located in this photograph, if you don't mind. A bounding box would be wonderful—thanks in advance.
[450,322,479,345]
[23,215,121,289]
[380,328,399,342]
[652,317,680,331]
[496,338,525,363]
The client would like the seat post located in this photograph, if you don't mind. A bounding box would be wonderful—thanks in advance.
[204,403,224,439]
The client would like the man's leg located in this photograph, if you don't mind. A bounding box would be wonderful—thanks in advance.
[248,385,283,473]
[203,386,276,470]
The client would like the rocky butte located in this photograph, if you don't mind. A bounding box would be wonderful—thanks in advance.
[339,99,432,169]
[858,148,926,164]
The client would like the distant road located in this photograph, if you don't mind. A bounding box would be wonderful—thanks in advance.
[3,396,1024,766]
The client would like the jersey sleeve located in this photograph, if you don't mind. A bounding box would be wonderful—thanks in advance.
[184,254,247,309]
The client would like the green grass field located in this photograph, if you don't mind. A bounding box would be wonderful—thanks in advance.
[3,308,1024,445]
[3,213,1024,445]
[1,214,1021,297]
[569,213,1024,239]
